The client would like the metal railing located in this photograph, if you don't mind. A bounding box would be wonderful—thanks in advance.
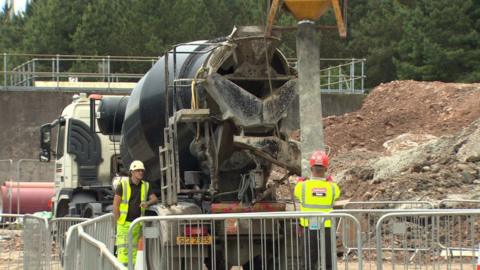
[15,158,53,183]
[1,53,366,94]
[375,210,480,270]
[8,201,480,270]
[64,213,124,270]
[288,58,366,93]
[23,215,51,269]
[127,211,363,270]
[438,199,480,209]
[49,217,89,269]
[336,209,437,270]
[1,213,88,270]
[344,200,435,210]
[0,158,13,184]
[1,53,160,92]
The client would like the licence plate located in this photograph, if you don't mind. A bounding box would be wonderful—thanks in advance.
[176,236,212,245]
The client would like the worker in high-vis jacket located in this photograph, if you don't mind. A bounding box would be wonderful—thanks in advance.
[113,160,158,265]
[294,150,341,270]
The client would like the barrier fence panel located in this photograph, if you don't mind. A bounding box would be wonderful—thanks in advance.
[1,53,159,92]
[335,209,440,270]
[64,223,82,270]
[78,228,126,270]
[23,215,51,270]
[0,159,13,185]
[16,158,54,183]
[81,213,116,252]
[0,214,24,270]
[340,201,435,269]
[343,201,435,210]
[439,199,480,209]
[64,213,125,270]
[49,217,88,269]
[375,210,480,270]
[128,212,362,270]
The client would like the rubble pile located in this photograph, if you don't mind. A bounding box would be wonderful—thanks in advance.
[327,81,480,202]
[324,80,480,154]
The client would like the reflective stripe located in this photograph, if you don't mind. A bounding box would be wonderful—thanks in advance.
[140,180,147,216]
[121,179,128,204]
[144,182,149,202]
[330,182,335,207]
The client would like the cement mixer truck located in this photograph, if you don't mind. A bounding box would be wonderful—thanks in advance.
[41,26,303,268]
[121,26,303,269]
[118,26,301,205]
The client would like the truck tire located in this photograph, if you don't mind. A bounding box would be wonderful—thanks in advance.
[83,202,102,218]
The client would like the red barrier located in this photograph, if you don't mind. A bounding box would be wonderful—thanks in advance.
[0,182,54,214]
[3,181,54,188]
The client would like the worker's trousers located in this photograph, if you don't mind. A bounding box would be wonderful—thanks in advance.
[302,228,332,270]
[116,221,142,265]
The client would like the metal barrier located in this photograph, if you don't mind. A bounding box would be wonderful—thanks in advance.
[335,209,438,270]
[64,213,125,270]
[1,53,366,94]
[375,210,480,270]
[0,158,13,184]
[340,202,434,269]
[127,212,363,270]
[0,159,14,214]
[344,201,435,210]
[1,213,87,270]
[0,213,24,270]
[287,58,366,93]
[23,215,51,269]
[439,199,480,209]
[49,217,88,269]
[16,158,53,183]
[1,53,159,92]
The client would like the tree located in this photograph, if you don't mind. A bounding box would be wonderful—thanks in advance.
[0,5,26,52]
[72,0,131,56]
[346,0,403,88]
[395,0,480,82]
[23,0,92,54]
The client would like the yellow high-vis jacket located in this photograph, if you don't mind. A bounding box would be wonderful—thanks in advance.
[294,177,341,228]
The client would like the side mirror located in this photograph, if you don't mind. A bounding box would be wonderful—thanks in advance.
[39,124,52,162]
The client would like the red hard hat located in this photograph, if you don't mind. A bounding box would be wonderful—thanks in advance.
[309,150,329,168]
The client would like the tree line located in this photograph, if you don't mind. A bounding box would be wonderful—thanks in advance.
[1,0,479,88]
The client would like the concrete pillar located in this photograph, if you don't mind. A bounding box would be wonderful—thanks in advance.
[296,20,324,177]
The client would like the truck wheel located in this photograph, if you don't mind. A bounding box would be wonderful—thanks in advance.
[83,202,102,218]
[55,200,69,218]
[145,238,167,270]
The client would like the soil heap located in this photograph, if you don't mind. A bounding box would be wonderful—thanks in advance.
[276,80,480,204]
[328,80,480,203]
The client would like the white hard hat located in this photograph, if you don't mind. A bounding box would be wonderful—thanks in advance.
[129,160,145,171]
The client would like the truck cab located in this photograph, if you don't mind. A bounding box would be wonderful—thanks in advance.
[39,93,124,217]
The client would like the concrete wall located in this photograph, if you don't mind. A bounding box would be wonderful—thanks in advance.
[322,93,366,117]
[0,91,76,184]
[0,91,365,183]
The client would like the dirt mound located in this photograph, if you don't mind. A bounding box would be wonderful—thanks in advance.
[275,81,480,203]
[334,118,480,202]
[328,80,480,202]
[324,80,480,154]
